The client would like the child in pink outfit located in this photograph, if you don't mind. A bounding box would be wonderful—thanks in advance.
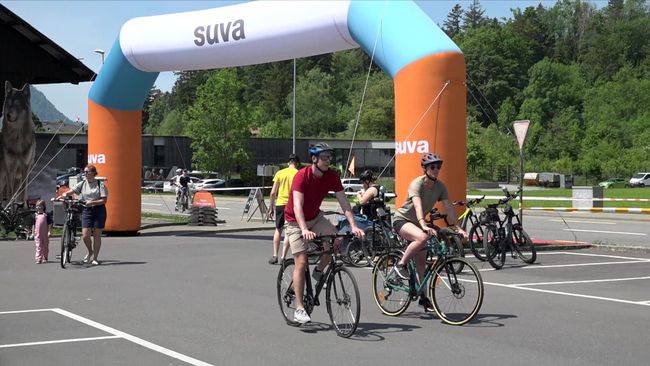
[32,200,53,264]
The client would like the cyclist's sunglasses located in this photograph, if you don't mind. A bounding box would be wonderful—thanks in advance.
[427,163,443,170]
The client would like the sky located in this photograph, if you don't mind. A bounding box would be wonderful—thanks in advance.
[3,0,606,122]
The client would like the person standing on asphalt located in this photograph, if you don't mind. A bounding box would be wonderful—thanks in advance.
[268,154,301,264]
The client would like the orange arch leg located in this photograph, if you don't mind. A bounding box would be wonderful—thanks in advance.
[88,99,142,232]
[393,52,467,219]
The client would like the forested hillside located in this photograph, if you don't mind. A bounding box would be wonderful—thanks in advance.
[30,86,72,124]
[142,0,649,184]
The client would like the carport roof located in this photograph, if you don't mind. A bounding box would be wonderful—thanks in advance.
[0,3,95,86]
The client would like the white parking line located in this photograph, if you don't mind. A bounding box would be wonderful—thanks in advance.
[483,281,650,307]
[511,276,650,286]
[0,308,51,315]
[142,203,162,206]
[549,219,616,225]
[523,260,650,269]
[0,336,120,349]
[562,229,646,236]
[52,308,215,366]
[550,251,650,261]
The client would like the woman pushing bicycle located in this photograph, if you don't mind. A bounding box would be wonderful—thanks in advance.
[391,153,468,311]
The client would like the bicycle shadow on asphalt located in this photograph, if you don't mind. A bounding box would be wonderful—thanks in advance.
[297,322,420,341]
[399,311,517,327]
[48,260,147,269]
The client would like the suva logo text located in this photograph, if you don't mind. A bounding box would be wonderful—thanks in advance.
[88,154,106,164]
[395,141,430,155]
[194,20,246,46]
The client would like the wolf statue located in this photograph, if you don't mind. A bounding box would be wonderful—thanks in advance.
[1,81,36,207]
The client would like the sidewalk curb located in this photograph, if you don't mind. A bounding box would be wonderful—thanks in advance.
[588,244,650,254]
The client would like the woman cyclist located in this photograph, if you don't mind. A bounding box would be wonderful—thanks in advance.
[355,170,382,220]
[391,153,468,311]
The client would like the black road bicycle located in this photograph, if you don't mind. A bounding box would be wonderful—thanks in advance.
[55,198,86,269]
[483,187,537,269]
[453,195,490,261]
[277,233,361,338]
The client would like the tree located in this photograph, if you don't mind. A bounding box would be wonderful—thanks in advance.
[443,4,464,38]
[157,110,185,136]
[462,0,487,30]
[145,98,171,135]
[184,70,252,181]
[31,112,44,132]
[142,86,163,132]
[289,67,345,137]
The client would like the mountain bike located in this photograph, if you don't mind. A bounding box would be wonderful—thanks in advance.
[0,203,33,240]
[371,234,484,325]
[453,195,489,261]
[277,233,361,338]
[176,187,190,212]
[425,207,465,269]
[483,187,537,270]
[54,197,85,269]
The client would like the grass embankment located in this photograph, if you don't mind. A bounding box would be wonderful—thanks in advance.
[467,188,650,208]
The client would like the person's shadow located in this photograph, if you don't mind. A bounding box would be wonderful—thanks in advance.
[298,321,421,341]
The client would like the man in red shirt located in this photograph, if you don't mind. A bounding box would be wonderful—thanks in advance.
[284,142,364,324]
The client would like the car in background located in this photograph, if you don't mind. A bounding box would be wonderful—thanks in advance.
[192,179,223,192]
[162,176,200,193]
[341,178,364,193]
[629,172,650,188]
[142,181,164,193]
[598,178,629,189]
[201,179,246,194]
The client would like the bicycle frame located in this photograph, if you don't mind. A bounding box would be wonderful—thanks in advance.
[303,235,347,307]
[386,244,453,299]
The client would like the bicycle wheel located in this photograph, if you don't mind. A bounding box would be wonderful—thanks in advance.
[484,226,505,270]
[326,266,360,338]
[14,211,32,239]
[512,227,537,264]
[468,223,487,261]
[371,253,411,316]
[362,227,382,266]
[60,224,70,269]
[429,257,484,325]
[277,259,301,327]
[345,237,368,268]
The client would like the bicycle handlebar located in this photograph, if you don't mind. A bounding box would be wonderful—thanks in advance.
[453,194,485,207]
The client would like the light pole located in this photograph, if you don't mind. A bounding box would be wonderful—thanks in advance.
[94,49,105,65]
[292,58,296,154]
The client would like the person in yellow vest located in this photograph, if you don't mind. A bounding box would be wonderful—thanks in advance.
[268,154,301,264]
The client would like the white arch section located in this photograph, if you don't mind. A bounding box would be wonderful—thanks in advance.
[120,1,358,73]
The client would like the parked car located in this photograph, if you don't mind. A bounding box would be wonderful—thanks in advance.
[192,179,223,192]
[629,172,650,188]
[598,178,629,189]
[142,181,164,193]
[202,179,246,194]
[341,178,364,193]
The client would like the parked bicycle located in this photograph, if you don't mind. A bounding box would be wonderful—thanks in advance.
[371,227,484,325]
[0,202,33,240]
[54,197,86,269]
[483,187,537,269]
[453,195,489,261]
[277,233,361,338]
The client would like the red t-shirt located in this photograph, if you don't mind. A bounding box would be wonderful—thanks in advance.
[285,167,344,222]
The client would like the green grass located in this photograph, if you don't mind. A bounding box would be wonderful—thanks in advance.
[467,187,650,208]
[141,212,190,222]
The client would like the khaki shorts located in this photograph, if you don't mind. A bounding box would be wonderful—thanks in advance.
[285,212,336,254]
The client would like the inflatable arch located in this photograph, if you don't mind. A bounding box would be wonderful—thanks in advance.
[88,0,466,232]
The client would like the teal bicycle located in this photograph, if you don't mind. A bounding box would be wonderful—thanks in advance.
[371,223,484,325]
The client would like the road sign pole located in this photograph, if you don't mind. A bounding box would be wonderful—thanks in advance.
[513,120,530,226]
[519,146,524,225]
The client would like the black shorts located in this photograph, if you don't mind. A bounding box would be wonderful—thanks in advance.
[275,205,286,230]
[392,219,414,236]
[81,205,107,229]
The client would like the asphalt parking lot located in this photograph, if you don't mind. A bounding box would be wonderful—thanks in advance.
[2,230,649,366]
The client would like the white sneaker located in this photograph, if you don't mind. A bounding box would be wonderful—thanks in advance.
[294,308,311,324]
[83,252,93,263]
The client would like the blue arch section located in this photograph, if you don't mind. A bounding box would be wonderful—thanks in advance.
[88,35,159,111]
[347,1,461,79]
